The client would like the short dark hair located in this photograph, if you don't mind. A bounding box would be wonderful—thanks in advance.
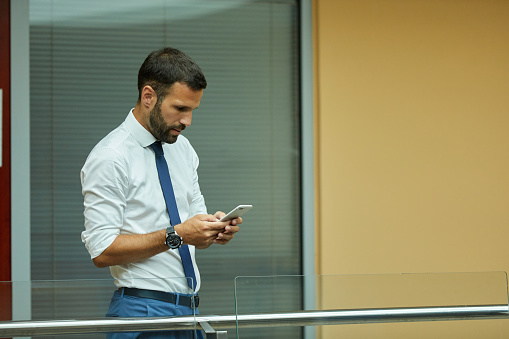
[137,47,207,102]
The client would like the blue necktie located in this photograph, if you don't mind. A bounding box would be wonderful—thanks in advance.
[150,141,197,291]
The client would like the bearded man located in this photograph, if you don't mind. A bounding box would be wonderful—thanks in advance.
[81,47,242,339]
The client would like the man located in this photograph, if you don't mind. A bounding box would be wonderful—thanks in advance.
[81,47,241,338]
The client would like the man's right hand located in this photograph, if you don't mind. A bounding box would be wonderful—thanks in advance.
[175,214,231,249]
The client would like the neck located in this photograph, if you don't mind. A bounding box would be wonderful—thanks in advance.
[132,103,150,132]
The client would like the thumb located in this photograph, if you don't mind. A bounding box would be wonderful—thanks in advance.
[199,214,219,222]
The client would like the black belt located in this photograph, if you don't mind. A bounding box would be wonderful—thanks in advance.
[119,287,199,308]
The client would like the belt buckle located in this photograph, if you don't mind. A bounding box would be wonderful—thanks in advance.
[191,295,200,308]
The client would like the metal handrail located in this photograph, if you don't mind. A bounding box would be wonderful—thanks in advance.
[0,304,508,336]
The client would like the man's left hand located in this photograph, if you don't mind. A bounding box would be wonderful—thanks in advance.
[213,211,242,245]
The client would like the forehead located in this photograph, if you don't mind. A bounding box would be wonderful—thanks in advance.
[162,82,203,108]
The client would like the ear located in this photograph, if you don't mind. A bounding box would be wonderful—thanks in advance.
[140,85,157,109]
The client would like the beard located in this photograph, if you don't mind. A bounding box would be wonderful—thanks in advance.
[148,101,186,144]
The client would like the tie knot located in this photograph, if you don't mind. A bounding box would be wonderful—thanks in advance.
[150,141,164,156]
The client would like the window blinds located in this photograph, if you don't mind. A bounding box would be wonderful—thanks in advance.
[30,1,301,337]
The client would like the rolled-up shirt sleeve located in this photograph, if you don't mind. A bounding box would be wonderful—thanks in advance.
[188,143,207,217]
[81,147,128,259]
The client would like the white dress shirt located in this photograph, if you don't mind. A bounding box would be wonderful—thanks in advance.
[81,110,206,294]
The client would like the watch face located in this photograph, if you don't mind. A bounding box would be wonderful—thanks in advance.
[166,234,182,249]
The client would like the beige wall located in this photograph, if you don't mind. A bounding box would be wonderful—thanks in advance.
[314,0,509,337]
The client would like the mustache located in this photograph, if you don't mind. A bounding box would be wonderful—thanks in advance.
[171,124,186,131]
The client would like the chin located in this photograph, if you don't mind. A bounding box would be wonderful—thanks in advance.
[165,135,179,144]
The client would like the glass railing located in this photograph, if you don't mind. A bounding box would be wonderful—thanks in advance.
[1,272,508,338]
[1,276,200,338]
[234,271,509,338]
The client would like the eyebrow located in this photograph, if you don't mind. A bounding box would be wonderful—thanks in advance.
[175,104,195,110]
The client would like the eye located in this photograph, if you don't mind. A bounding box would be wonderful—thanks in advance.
[175,106,190,112]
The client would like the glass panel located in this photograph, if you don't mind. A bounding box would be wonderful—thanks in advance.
[29,0,301,330]
[235,275,303,338]
[0,278,199,338]
[1,273,507,338]
[234,272,509,338]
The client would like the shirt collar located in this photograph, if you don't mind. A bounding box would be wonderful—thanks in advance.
[125,108,157,148]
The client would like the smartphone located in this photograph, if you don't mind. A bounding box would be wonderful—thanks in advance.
[219,205,253,222]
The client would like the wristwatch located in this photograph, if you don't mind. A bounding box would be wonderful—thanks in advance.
[165,225,183,249]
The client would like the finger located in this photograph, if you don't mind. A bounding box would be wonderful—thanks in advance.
[230,217,243,226]
[214,232,234,241]
[213,239,229,245]
[200,214,220,222]
[214,211,226,220]
[224,225,240,234]
[214,234,233,245]
[206,220,230,229]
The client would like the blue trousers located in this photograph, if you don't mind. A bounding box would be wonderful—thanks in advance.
[105,290,204,339]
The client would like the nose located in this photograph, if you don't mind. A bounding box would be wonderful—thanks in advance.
[181,112,192,127]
